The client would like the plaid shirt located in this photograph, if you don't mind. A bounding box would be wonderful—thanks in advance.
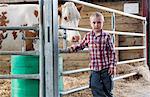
[71,30,117,71]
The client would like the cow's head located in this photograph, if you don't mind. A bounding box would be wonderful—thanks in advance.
[25,31,38,51]
[59,2,83,42]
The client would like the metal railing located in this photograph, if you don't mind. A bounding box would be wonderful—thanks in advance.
[0,0,147,97]
[58,0,147,96]
[0,1,45,97]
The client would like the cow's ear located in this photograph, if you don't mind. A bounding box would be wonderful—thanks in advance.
[58,6,62,17]
[77,5,84,13]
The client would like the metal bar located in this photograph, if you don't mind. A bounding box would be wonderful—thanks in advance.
[60,46,145,54]
[65,0,146,20]
[61,58,145,76]
[62,68,90,75]
[59,26,91,32]
[143,20,147,67]
[113,72,138,81]
[0,51,38,55]
[52,0,59,96]
[60,46,145,53]
[58,56,64,95]
[111,12,116,44]
[39,0,45,97]
[63,30,68,49]
[60,85,89,95]
[111,12,116,32]
[59,48,89,53]
[115,46,145,50]
[22,37,39,40]
[44,0,59,97]
[0,26,38,32]
[107,30,145,37]
[44,0,54,96]
[60,72,138,95]
[0,74,39,79]
[117,58,146,65]
[60,27,145,37]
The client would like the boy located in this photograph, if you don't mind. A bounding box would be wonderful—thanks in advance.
[68,12,116,97]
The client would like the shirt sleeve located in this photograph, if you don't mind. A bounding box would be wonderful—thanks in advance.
[106,34,117,69]
[71,34,88,52]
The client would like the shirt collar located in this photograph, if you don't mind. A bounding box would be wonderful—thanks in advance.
[91,29,103,37]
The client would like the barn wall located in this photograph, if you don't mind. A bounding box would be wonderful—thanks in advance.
[0,0,144,61]
[79,1,144,61]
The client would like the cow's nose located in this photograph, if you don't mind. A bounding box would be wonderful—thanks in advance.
[72,36,80,42]
[64,17,68,20]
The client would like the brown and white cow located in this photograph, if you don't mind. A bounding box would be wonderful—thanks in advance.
[59,2,82,42]
[0,4,39,51]
[0,2,82,51]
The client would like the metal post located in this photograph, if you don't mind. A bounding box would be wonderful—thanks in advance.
[111,12,117,62]
[44,0,59,97]
[111,12,116,43]
[58,55,64,97]
[63,29,68,50]
[44,0,53,96]
[39,0,45,97]
[143,20,147,67]
[52,0,59,96]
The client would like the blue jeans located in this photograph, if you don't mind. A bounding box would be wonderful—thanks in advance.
[89,69,114,97]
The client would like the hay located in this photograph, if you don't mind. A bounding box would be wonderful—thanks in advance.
[137,65,150,82]
[0,57,150,97]
[0,80,10,97]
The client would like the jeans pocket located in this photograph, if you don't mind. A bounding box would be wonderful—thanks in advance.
[89,71,101,88]
[102,73,113,92]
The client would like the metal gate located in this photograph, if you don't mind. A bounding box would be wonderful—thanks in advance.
[0,0,147,97]
[0,0,59,97]
[58,0,147,96]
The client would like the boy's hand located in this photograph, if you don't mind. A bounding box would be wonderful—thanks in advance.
[67,47,74,53]
[108,67,116,77]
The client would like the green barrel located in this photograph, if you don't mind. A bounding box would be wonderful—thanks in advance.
[11,55,39,97]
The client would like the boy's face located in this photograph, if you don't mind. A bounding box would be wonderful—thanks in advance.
[90,16,104,33]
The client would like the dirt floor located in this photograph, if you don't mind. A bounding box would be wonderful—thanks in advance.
[1,72,150,97]
[0,56,150,97]
[62,65,150,97]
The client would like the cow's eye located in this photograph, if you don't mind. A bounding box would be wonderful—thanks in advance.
[97,21,101,24]
[93,22,96,24]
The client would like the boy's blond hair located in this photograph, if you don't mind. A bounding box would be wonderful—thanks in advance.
[90,12,104,22]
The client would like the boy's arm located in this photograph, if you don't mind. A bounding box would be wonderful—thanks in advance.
[68,34,88,53]
[107,35,117,75]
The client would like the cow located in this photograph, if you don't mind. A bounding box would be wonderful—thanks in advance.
[0,4,39,51]
[59,2,82,42]
[0,2,82,51]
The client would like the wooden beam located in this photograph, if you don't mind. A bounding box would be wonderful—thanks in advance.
[0,0,38,4]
